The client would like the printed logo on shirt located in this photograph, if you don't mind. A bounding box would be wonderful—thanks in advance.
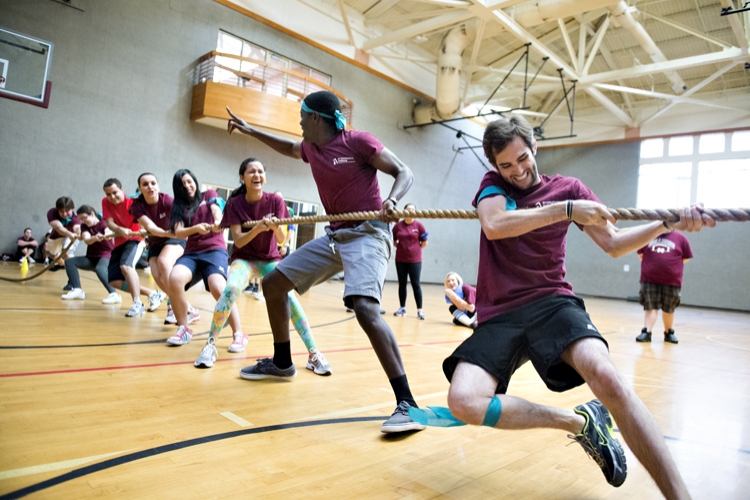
[159,212,167,219]
[587,324,598,331]
[333,157,355,165]
[649,238,676,254]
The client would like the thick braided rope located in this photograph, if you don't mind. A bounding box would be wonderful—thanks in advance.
[0,237,79,283]
[240,207,750,228]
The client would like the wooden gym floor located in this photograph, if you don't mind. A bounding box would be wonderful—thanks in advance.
[0,263,748,499]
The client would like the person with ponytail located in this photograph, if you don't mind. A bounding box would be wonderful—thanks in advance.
[226,90,424,434]
[165,169,242,348]
[193,158,331,373]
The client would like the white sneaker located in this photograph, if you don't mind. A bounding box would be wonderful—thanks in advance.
[147,290,167,312]
[61,288,85,300]
[125,301,145,317]
[228,332,248,353]
[166,325,192,346]
[306,349,333,376]
[164,304,176,325]
[28,257,35,263]
[187,306,201,324]
[194,342,217,368]
[102,292,122,304]
[253,292,265,301]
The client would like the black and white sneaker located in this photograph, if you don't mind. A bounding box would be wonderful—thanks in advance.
[239,358,296,380]
[381,401,427,433]
[570,399,627,487]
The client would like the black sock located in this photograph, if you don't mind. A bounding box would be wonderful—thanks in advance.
[273,341,292,369]
[389,374,417,407]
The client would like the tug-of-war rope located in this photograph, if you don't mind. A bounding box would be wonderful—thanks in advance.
[3,207,748,283]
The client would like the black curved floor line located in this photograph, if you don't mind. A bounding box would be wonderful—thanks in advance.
[0,316,356,349]
[0,416,387,500]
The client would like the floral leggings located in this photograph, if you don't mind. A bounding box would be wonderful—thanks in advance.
[209,259,316,351]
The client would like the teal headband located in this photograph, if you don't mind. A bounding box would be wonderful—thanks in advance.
[301,101,347,130]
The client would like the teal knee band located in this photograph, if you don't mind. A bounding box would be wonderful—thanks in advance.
[482,396,502,427]
[122,283,127,292]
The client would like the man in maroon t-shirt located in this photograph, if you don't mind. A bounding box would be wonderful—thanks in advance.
[227,91,424,434]
[440,116,714,498]
[46,196,82,272]
[635,231,693,344]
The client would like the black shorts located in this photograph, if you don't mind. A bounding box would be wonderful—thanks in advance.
[148,238,186,259]
[108,240,146,282]
[176,248,229,292]
[639,281,681,313]
[443,295,607,394]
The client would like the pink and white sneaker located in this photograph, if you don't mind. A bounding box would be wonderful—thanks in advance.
[187,306,201,324]
[166,325,193,346]
[228,332,248,353]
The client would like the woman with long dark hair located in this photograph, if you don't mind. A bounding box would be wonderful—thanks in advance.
[165,169,242,349]
[193,158,331,372]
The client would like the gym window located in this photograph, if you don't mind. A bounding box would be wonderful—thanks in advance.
[637,131,750,210]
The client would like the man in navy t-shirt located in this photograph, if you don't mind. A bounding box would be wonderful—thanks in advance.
[442,115,714,497]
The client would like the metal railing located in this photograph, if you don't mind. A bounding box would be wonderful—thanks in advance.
[195,51,353,124]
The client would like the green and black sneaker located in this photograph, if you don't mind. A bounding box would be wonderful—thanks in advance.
[570,399,627,487]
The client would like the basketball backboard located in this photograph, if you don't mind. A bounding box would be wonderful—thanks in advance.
[0,27,54,107]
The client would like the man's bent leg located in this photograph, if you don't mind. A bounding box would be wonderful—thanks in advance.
[351,295,405,379]
[563,337,690,499]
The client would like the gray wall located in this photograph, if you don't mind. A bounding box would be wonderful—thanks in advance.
[0,0,484,288]
[537,143,750,311]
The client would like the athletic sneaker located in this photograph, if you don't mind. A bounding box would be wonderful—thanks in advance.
[381,401,427,433]
[125,301,145,317]
[62,283,73,291]
[187,306,201,324]
[166,325,193,346]
[239,358,296,380]
[664,329,679,344]
[345,307,354,313]
[570,399,627,487]
[194,342,217,368]
[61,288,85,300]
[28,257,35,263]
[253,291,265,301]
[417,309,425,320]
[164,304,176,325]
[147,290,167,312]
[635,328,651,343]
[306,350,332,376]
[394,307,407,317]
[228,332,248,353]
[102,292,122,304]
[380,308,386,314]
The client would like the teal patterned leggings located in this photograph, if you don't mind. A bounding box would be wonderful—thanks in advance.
[209,259,316,351]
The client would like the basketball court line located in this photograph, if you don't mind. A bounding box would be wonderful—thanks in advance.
[219,411,253,427]
[0,450,132,480]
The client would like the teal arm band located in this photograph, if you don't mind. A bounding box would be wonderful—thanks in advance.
[482,396,502,427]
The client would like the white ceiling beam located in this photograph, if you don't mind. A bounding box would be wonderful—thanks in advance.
[719,0,750,50]
[585,87,634,126]
[582,15,609,76]
[337,0,356,47]
[592,82,743,111]
[366,8,456,26]
[581,23,633,115]
[369,51,437,63]
[638,9,733,50]
[638,61,742,126]
[491,8,579,80]
[462,18,487,105]
[465,65,562,81]
[361,10,474,50]
[580,47,746,84]
[410,0,473,6]
[557,19,579,72]
[577,17,587,71]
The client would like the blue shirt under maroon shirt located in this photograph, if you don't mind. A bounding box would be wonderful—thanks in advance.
[472,172,600,324]
[46,208,81,240]
[299,130,385,230]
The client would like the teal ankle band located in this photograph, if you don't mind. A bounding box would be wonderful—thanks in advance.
[482,396,502,427]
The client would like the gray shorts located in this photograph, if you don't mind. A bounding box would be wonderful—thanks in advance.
[276,220,392,306]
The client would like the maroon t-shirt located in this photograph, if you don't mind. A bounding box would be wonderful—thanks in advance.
[182,190,226,254]
[129,193,176,249]
[638,231,693,286]
[47,208,81,240]
[299,130,385,229]
[102,197,142,248]
[223,192,289,263]
[472,172,600,323]
[81,219,114,259]
[392,220,427,263]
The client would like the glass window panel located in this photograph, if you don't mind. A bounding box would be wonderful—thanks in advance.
[699,132,725,154]
[217,32,242,55]
[310,70,331,86]
[241,43,266,62]
[640,138,664,158]
[731,130,750,152]
[636,162,692,209]
[697,159,750,209]
[668,136,693,156]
